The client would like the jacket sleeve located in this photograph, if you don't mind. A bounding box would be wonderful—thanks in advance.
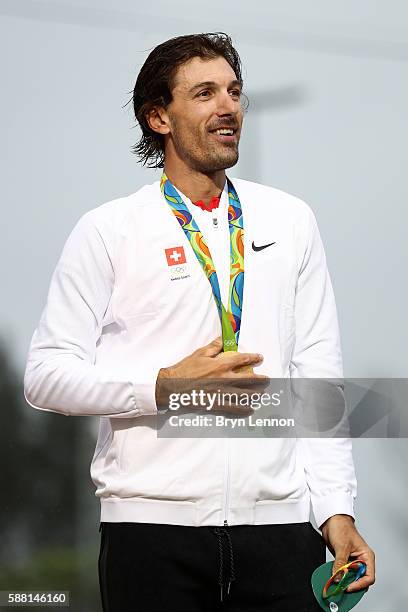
[24,211,159,418]
[290,205,357,529]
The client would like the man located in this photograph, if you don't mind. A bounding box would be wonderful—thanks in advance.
[24,33,375,611]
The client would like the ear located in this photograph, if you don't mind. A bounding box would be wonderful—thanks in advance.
[145,106,170,135]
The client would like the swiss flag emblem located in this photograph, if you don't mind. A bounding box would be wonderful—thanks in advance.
[165,246,186,266]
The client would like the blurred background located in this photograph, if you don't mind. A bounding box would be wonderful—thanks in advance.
[1,0,407,609]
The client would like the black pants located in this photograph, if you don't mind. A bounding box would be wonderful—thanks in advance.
[98,521,325,611]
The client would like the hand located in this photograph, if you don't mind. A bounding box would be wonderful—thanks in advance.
[320,514,375,593]
[155,336,269,415]
[161,336,265,378]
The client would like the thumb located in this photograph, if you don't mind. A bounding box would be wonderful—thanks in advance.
[332,552,350,582]
[200,336,223,357]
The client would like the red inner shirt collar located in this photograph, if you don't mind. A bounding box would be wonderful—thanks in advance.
[191,195,221,212]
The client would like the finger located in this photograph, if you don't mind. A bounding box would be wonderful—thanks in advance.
[237,352,264,367]
[346,567,375,592]
[218,351,264,370]
[220,377,271,400]
[200,336,223,357]
[332,551,351,582]
[231,374,270,384]
[223,371,255,380]
[346,576,373,592]
[233,364,255,375]
[346,552,375,592]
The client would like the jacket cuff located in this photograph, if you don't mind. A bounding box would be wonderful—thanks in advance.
[312,491,356,530]
[132,367,161,416]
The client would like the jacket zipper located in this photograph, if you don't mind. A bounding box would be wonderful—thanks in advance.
[223,437,230,526]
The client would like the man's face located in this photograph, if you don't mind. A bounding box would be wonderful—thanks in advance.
[164,55,244,173]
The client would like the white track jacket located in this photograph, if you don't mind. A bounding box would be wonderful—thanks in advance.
[24,177,357,529]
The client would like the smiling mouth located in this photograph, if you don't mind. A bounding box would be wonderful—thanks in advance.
[209,127,238,142]
[210,127,237,136]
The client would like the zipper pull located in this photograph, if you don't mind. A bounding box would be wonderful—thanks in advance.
[211,205,219,228]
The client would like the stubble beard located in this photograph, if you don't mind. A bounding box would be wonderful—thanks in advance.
[170,119,240,173]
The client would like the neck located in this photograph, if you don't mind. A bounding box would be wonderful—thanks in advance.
[163,160,225,206]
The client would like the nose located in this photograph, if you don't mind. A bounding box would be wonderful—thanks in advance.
[215,89,238,116]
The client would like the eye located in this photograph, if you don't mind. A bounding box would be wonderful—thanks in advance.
[197,90,211,98]
[229,89,242,99]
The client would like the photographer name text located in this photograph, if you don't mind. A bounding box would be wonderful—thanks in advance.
[168,415,295,429]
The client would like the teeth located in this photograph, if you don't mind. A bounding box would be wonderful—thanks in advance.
[216,129,234,135]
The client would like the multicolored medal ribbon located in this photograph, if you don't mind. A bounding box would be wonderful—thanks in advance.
[311,559,368,611]
[160,173,244,352]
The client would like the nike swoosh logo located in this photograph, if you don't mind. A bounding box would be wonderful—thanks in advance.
[252,241,276,252]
